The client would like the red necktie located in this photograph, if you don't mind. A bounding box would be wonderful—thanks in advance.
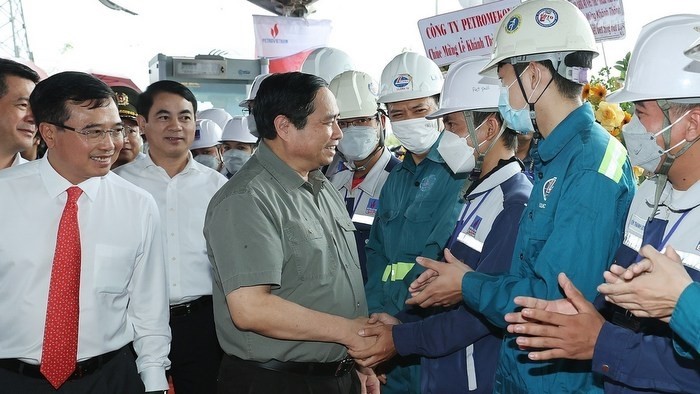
[41,186,83,389]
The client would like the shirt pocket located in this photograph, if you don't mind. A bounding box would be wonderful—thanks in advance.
[378,209,400,224]
[93,244,136,294]
[285,219,338,280]
[335,215,360,268]
[401,198,440,256]
[518,206,554,268]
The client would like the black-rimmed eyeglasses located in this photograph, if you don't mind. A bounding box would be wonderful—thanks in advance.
[49,123,126,142]
[338,116,378,129]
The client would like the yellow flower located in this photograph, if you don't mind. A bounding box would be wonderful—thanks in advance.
[587,83,607,106]
[581,83,591,101]
[595,101,625,130]
[621,111,632,126]
[609,126,621,137]
[633,166,645,179]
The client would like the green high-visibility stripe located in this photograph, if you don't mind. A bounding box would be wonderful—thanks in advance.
[598,138,627,183]
[381,262,416,282]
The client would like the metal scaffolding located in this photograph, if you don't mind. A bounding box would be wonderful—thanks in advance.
[0,0,32,60]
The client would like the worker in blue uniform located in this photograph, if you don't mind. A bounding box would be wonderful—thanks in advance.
[328,70,399,283]
[363,51,465,394]
[351,56,532,394]
[404,1,636,393]
[597,35,700,360]
[504,14,700,394]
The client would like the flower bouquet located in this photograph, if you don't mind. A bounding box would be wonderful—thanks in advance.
[582,53,645,182]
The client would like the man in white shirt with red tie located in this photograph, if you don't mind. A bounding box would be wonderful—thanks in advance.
[0,71,171,393]
[114,80,228,394]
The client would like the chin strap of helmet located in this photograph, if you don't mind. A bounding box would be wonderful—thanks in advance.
[465,112,506,183]
[512,62,554,135]
[648,100,699,219]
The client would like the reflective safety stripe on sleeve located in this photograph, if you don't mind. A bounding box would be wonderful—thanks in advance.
[598,137,627,183]
[381,262,416,282]
[457,232,484,253]
[466,344,477,391]
[622,233,700,273]
[351,213,374,226]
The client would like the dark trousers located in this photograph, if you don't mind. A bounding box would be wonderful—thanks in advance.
[168,297,223,394]
[216,354,361,394]
[0,346,144,394]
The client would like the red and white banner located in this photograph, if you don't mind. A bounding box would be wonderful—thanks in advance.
[253,15,332,73]
[568,0,626,42]
[418,0,520,67]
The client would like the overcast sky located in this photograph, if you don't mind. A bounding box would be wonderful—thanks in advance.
[16,0,700,89]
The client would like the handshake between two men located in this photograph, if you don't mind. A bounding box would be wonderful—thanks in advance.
[346,249,474,388]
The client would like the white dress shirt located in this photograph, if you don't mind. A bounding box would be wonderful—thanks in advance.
[0,156,171,391]
[115,152,228,305]
[12,152,27,167]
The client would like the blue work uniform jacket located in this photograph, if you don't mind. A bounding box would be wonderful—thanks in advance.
[393,159,532,393]
[364,133,466,394]
[461,103,637,394]
[365,133,466,316]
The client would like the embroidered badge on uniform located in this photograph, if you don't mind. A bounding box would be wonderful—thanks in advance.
[419,174,437,192]
[366,198,379,215]
[543,177,557,202]
[467,215,482,237]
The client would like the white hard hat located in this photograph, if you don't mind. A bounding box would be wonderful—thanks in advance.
[239,73,274,108]
[197,108,232,130]
[685,36,700,61]
[378,52,443,104]
[480,0,598,82]
[328,70,379,119]
[427,56,499,119]
[221,116,258,144]
[301,47,355,83]
[608,15,700,103]
[191,119,223,150]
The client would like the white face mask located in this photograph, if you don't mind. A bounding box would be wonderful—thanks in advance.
[622,112,689,173]
[194,153,221,170]
[437,123,488,174]
[338,126,380,162]
[391,117,440,155]
[222,149,252,174]
[247,114,259,138]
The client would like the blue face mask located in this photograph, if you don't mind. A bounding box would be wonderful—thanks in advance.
[498,86,534,134]
[498,66,539,134]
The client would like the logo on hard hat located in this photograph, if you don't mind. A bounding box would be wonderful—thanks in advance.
[535,8,558,28]
[271,24,279,38]
[393,74,412,89]
[368,82,379,96]
[505,14,521,34]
